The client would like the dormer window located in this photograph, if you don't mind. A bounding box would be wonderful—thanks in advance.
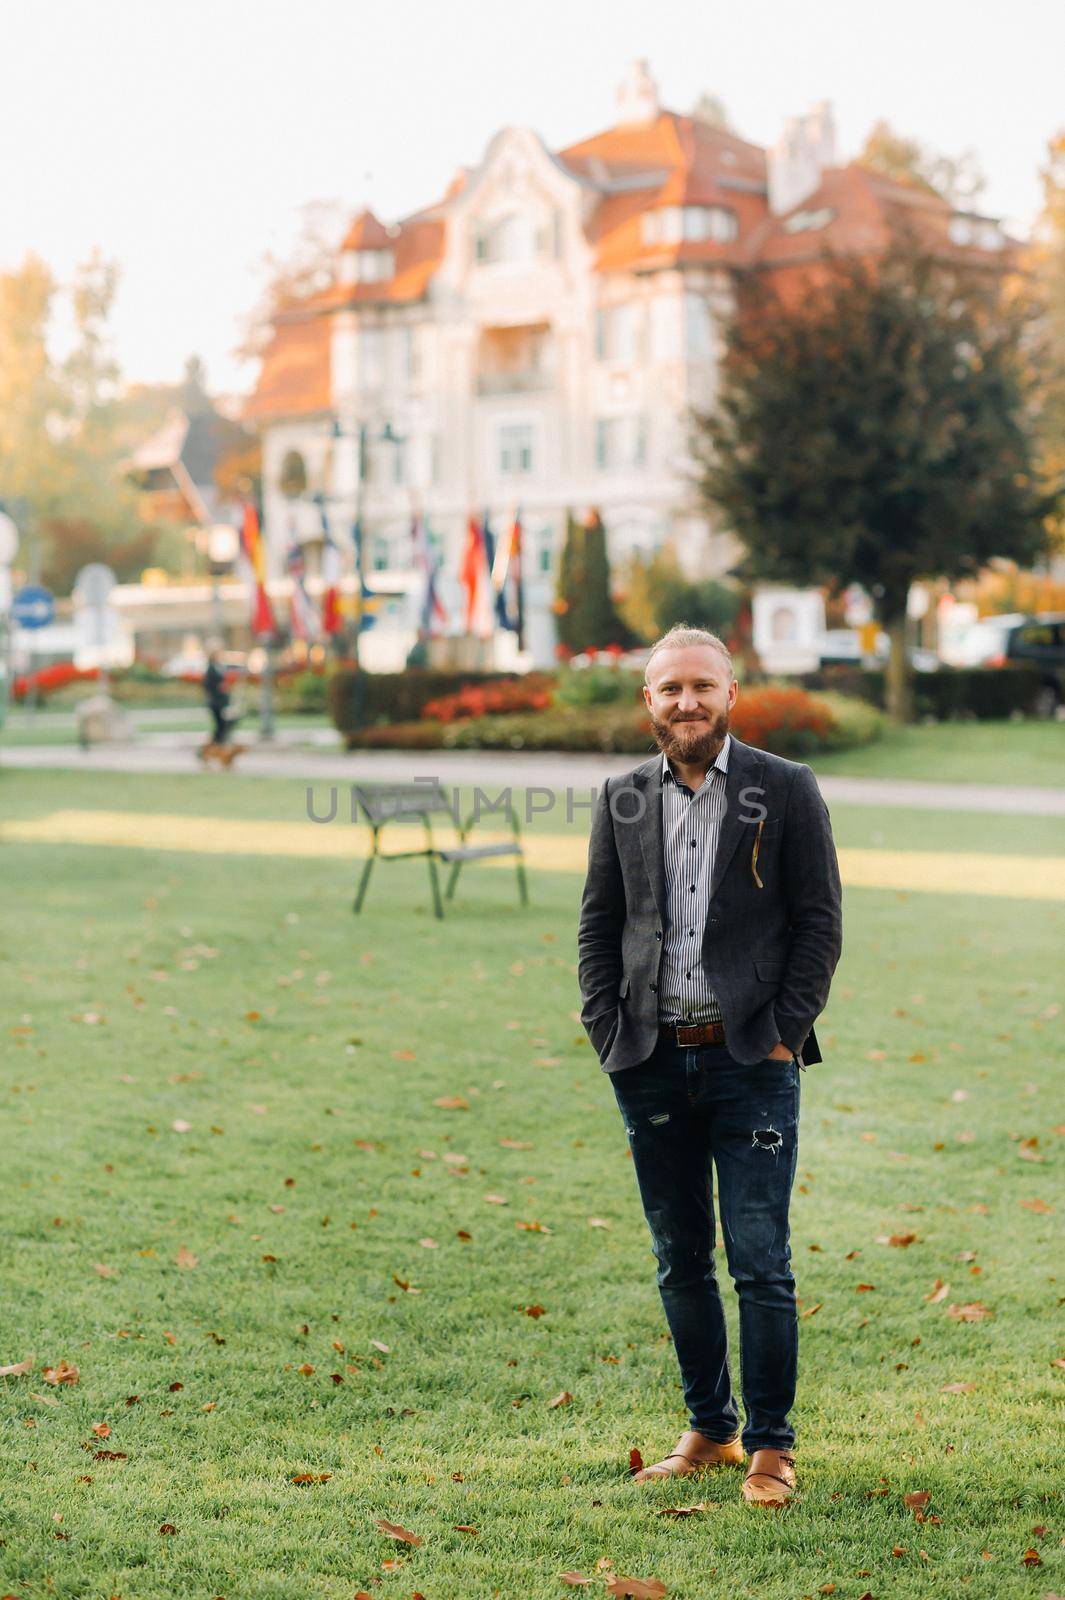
[474,209,560,265]
[782,206,836,234]
[642,205,739,245]
[949,215,1004,251]
[354,249,394,282]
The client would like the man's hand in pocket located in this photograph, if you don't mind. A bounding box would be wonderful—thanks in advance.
[767,1041,794,1061]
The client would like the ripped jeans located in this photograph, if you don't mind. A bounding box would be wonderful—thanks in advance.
[611,1038,800,1453]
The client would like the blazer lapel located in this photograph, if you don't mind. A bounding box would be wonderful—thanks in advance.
[710,738,766,899]
[632,761,666,926]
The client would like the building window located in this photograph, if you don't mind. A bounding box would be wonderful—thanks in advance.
[391,439,406,486]
[498,423,534,476]
[685,294,715,360]
[642,205,738,245]
[595,302,643,364]
[948,214,1003,250]
[782,206,836,234]
[371,535,390,571]
[595,415,647,471]
[360,328,385,391]
[354,249,394,282]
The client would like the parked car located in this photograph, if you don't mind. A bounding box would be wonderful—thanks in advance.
[818,630,940,672]
[949,613,1065,716]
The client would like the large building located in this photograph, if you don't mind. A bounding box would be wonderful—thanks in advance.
[245,61,1011,664]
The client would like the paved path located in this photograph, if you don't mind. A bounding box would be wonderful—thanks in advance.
[2,734,1063,816]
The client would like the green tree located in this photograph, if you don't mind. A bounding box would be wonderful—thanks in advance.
[618,541,739,643]
[692,237,1054,720]
[554,509,628,654]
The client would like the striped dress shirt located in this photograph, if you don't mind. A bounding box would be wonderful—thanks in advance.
[658,733,730,1025]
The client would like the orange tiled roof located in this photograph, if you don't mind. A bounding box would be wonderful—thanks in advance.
[247,107,1013,420]
[243,311,332,421]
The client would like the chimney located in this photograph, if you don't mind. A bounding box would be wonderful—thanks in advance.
[615,59,659,125]
[767,100,837,215]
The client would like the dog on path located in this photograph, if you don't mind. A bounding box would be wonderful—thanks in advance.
[197,741,248,769]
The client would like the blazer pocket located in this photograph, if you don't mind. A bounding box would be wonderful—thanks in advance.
[754,960,785,983]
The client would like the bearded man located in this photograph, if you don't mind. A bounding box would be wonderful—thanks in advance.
[577,626,843,1505]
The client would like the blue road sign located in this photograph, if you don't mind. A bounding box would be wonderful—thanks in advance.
[11,584,55,629]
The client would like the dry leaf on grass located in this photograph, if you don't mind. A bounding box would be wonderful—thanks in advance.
[175,1245,199,1270]
[654,1502,716,1517]
[924,1279,950,1303]
[434,1096,469,1110]
[42,1361,79,1386]
[483,1193,508,1205]
[291,1472,332,1484]
[0,1358,33,1377]
[376,1518,422,1545]
[946,1302,992,1322]
[1020,1197,1052,1213]
[628,1447,644,1475]
[904,1490,931,1511]
[547,1390,573,1408]
[1021,1547,1043,1566]
[941,1381,977,1393]
[559,1576,594,1588]
[605,1578,667,1599]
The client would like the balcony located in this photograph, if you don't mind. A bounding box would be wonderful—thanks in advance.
[476,369,553,396]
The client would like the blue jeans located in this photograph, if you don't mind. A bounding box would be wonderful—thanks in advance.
[611,1038,800,1453]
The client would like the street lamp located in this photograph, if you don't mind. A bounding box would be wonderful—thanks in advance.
[330,416,406,732]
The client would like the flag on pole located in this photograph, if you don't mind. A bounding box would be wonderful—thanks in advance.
[411,508,448,637]
[489,506,524,642]
[314,494,343,637]
[285,532,320,641]
[351,519,382,632]
[460,513,494,638]
[240,499,277,637]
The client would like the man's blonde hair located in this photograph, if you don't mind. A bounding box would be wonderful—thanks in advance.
[644,625,734,684]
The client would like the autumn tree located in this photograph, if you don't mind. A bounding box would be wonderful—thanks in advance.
[617,541,739,643]
[692,237,1054,720]
[859,119,986,207]
[1029,133,1065,552]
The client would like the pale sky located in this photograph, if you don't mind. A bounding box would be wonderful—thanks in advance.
[5,0,1062,396]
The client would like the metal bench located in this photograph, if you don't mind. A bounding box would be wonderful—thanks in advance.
[351,781,529,920]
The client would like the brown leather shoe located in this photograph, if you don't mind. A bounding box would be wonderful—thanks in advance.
[741,1448,796,1505]
[634,1429,744,1481]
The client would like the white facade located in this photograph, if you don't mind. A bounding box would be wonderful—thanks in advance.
[258,141,742,664]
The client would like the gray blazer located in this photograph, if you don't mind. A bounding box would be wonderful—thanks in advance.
[577,737,843,1072]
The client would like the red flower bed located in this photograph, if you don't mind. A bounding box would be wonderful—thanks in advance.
[13,663,99,701]
[730,685,834,751]
[421,680,554,723]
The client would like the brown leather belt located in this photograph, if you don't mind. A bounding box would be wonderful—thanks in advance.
[658,1019,726,1047]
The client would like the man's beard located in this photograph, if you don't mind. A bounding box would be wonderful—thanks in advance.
[650,707,730,767]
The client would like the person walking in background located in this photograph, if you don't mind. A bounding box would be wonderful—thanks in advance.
[202,643,230,747]
[578,625,843,1505]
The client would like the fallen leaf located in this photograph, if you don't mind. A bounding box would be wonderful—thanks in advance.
[171,1119,192,1133]
[29,1389,59,1406]
[41,1361,79,1386]
[392,1049,417,1061]
[434,1096,469,1110]
[0,1358,33,1377]
[547,1390,573,1408]
[376,1518,422,1546]
[892,1545,908,1556]
[628,1447,644,1475]
[92,1263,116,1278]
[940,1381,977,1393]
[1021,1548,1042,1566]
[159,1523,178,1535]
[483,1194,508,1205]
[452,1523,478,1533]
[1020,1197,1052,1214]
[521,1304,546,1319]
[904,1490,931,1510]
[291,1472,332,1484]
[855,1283,876,1292]
[888,1233,919,1247]
[175,1245,199,1270]
[297,1363,315,1376]
[516,1220,552,1234]
[370,1340,391,1354]
[588,1217,611,1229]
[90,1422,111,1439]
[605,1578,667,1599]
[924,1279,950,1304]
[800,1302,823,1319]
[654,1502,715,1517]
[418,1237,438,1249]
[559,1575,594,1587]
[499,1138,533,1149]
[946,1302,992,1322]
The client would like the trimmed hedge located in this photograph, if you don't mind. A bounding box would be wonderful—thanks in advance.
[328,669,555,733]
[796,664,1043,719]
[343,686,885,757]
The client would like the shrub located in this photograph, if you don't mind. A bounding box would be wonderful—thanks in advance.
[13,663,99,701]
[729,686,834,756]
[328,669,556,733]
[422,680,554,722]
[551,665,645,709]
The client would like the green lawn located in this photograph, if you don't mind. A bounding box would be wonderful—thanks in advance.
[0,769,1061,1600]
[806,719,1064,788]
